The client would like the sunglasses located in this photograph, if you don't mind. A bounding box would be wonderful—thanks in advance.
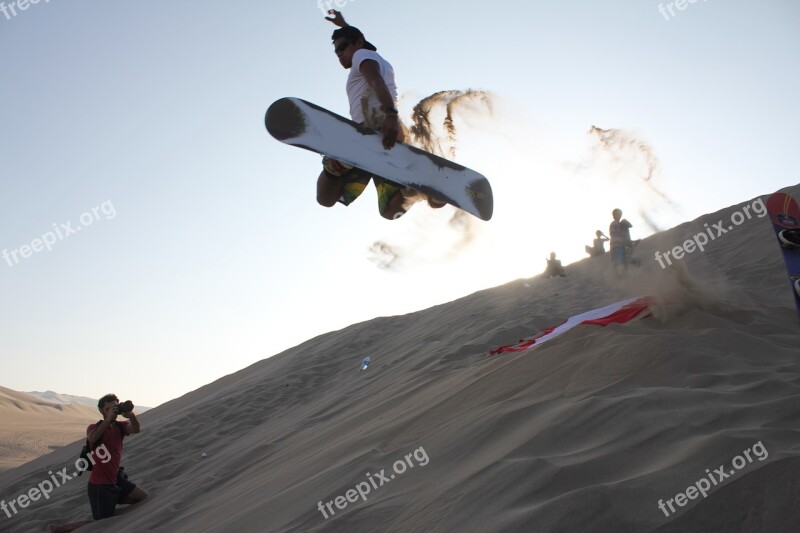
[335,41,353,54]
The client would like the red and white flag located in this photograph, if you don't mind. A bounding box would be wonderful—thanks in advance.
[490,296,652,355]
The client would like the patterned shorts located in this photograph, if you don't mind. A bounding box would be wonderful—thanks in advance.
[322,156,403,216]
[321,105,411,216]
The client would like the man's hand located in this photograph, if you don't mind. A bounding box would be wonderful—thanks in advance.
[325,9,348,27]
[126,412,142,434]
[382,114,399,149]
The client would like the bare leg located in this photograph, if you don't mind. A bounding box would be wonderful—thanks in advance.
[380,190,407,220]
[120,486,148,505]
[427,196,446,209]
[48,486,146,532]
[48,521,93,533]
[317,171,343,207]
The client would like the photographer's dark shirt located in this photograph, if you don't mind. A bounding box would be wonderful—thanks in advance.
[86,421,129,485]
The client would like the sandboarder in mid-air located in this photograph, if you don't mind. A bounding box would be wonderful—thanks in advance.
[316,9,444,220]
[265,10,493,221]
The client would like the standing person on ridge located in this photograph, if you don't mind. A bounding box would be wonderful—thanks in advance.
[316,9,444,220]
[609,209,634,276]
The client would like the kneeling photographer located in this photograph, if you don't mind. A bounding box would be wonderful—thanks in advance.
[50,394,148,533]
[85,393,148,521]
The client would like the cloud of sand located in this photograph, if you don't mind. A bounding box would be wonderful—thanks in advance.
[409,89,494,160]
[368,241,399,270]
[367,90,494,270]
[364,97,685,286]
[583,126,680,233]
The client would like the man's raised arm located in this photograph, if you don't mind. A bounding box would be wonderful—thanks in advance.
[324,9,348,27]
[124,411,142,435]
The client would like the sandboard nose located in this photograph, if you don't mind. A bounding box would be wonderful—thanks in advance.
[467,178,493,221]
[265,98,307,141]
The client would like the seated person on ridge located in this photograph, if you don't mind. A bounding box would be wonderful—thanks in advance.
[585,230,610,257]
[544,252,566,278]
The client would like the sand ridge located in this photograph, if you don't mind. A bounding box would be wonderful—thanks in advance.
[1,185,799,532]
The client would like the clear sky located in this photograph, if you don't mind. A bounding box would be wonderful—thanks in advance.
[2,0,798,408]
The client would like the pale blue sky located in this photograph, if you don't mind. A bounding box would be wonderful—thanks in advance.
[2,0,798,407]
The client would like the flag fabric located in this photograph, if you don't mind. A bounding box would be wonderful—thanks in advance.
[489,296,652,355]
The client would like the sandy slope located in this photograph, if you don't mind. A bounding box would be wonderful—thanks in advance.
[0,387,99,474]
[1,185,799,533]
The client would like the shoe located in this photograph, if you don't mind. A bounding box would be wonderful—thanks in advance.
[778,229,800,249]
[322,157,354,178]
[427,196,447,209]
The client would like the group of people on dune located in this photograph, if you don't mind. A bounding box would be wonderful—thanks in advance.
[544,208,640,279]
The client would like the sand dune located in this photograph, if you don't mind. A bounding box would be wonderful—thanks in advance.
[24,392,99,409]
[1,185,799,532]
[0,387,99,474]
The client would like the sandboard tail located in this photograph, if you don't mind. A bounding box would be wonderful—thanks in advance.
[766,192,800,320]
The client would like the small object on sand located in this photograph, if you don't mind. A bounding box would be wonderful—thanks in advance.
[360,356,371,371]
[201,452,207,458]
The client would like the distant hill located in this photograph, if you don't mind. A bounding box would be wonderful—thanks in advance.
[0,386,146,473]
[25,391,151,412]
[25,390,98,408]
